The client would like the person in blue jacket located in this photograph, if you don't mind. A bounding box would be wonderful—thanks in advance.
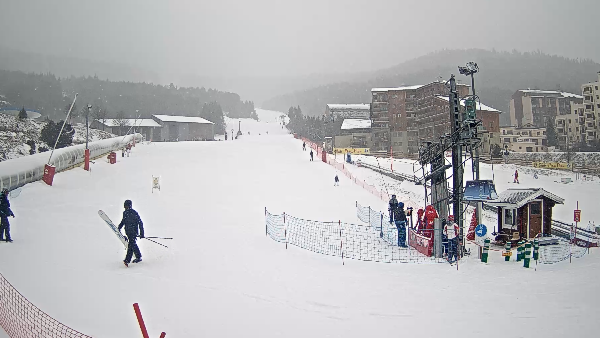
[0,189,15,242]
[118,200,145,267]
[394,202,407,247]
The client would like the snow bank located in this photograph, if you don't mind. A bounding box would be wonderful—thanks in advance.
[0,134,142,192]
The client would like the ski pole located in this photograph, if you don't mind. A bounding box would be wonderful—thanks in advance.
[143,238,168,248]
[139,236,173,240]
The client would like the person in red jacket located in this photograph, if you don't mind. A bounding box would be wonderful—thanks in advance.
[423,205,438,240]
[514,170,519,184]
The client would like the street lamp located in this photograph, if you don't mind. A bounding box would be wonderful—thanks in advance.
[86,104,92,149]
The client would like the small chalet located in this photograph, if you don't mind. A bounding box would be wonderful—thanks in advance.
[485,188,564,241]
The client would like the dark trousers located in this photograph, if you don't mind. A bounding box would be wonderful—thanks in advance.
[448,237,458,262]
[125,232,141,263]
[0,217,10,241]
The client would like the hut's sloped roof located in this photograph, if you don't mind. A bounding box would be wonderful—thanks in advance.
[486,188,564,208]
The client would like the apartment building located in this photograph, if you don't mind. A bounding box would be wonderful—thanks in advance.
[509,89,583,128]
[370,81,499,156]
[555,103,585,149]
[581,72,600,145]
[500,125,547,152]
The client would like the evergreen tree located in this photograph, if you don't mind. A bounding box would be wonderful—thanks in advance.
[18,106,27,120]
[40,120,74,149]
[546,117,558,147]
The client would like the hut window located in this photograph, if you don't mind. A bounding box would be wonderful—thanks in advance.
[530,202,541,215]
[504,209,516,227]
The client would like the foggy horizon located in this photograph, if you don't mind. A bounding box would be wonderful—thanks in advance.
[1,0,599,85]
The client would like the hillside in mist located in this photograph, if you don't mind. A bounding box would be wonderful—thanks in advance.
[262,49,600,125]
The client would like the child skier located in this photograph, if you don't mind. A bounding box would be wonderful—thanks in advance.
[334,174,340,186]
[0,189,15,242]
[118,200,145,267]
[514,169,519,184]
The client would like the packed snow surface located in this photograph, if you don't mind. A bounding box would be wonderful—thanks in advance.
[0,109,598,338]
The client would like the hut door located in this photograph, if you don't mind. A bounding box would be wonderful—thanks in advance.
[528,200,542,238]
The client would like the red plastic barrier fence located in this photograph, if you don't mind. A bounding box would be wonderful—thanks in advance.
[0,272,93,338]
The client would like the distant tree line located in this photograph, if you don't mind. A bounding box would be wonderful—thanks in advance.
[263,49,600,127]
[286,106,341,144]
[0,70,256,134]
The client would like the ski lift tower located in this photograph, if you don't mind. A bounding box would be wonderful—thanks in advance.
[417,74,484,260]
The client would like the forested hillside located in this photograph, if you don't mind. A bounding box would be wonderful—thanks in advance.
[263,49,600,125]
[0,69,256,134]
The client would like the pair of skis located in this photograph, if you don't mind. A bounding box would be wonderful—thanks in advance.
[98,209,171,252]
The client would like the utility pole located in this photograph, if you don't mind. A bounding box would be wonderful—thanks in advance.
[449,75,464,248]
[459,62,482,252]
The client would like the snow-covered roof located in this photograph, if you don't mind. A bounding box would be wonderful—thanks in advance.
[153,115,214,124]
[519,89,583,99]
[485,188,564,208]
[371,85,424,92]
[96,119,161,127]
[341,119,372,130]
[435,96,501,113]
[327,104,370,110]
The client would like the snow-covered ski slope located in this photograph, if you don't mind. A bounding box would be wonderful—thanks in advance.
[1,109,599,338]
[339,154,600,228]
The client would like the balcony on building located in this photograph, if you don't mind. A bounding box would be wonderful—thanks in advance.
[583,86,593,94]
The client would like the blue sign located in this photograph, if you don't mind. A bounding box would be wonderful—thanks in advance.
[475,224,487,237]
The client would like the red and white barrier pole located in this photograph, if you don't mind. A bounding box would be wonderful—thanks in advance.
[133,303,150,338]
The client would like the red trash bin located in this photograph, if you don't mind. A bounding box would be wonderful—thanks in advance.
[43,164,56,186]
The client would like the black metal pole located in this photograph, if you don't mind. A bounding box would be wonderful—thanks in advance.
[449,75,464,250]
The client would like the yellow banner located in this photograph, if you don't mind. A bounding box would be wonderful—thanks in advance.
[333,148,370,154]
[532,162,570,169]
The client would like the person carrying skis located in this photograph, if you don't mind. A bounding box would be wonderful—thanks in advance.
[334,174,340,186]
[388,194,399,223]
[444,221,460,263]
[118,200,144,267]
[0,189,15,242]
[310,149,314,161]
[514,169,519,184]
[303,142,306,151]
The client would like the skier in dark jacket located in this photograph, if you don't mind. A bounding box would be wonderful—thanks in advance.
[388,194,398,223]
[0,189,15,242]
[303,142,306,151]
[310,150,314,161]
[118,200,144,266]
[394,202,407,247]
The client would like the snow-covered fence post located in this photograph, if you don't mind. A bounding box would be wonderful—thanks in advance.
[284,212,287,250]
[339,220,344,265]
[504,241,511,261]
[481,239,490,263]
[533,239,539,261]
[524,243,532,268]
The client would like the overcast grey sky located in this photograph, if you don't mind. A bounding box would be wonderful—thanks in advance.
[1,0,598,80]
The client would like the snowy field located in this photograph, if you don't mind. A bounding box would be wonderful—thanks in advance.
[1,109,599,337]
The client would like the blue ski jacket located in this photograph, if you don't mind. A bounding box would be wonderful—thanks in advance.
[118,208,144,237]
[0,195,14,218]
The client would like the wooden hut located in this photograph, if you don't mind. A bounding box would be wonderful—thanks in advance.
[485,188,564,241]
